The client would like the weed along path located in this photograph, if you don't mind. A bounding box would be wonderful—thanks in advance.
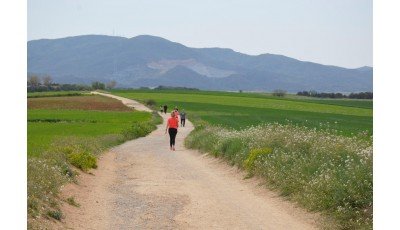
[58,93,319,229]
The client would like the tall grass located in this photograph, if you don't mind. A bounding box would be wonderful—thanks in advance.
[185,124,372,229]
[28,112,162,228]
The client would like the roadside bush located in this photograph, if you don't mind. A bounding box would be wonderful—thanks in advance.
[67,151,97,172]
[185,126,218,154]
[145,99,156,107]
[244,148,272,172]
[151,111,163,124]
[121,112,162,141]
[215,137,248,165]
[66,196,80,207]
[122,122,155,140]
[47,210,63,220]
[185,124,372,229]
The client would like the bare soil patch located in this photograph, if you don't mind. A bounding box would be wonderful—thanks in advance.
[28,95,132,111]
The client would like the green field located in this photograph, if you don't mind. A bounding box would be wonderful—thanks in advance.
[27,95,152,157]
[111,90,373,136]
[28,109,150,157]
[27,91,89,98]
[27,90,372,228]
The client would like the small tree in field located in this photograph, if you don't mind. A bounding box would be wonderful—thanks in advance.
[106,80,117,89]
[92,81,105,90]
[272,89,287,97]
[42,75,53,87]
[28,75,41,87]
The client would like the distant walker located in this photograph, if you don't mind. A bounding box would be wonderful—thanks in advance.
[180,110,186,127]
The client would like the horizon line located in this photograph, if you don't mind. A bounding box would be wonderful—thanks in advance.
[28,33,373,70]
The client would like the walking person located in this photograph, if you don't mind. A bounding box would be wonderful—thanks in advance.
[165,112,179,151]
[163,104,168,114]
[180,109,186,127]
[174,107,180,122]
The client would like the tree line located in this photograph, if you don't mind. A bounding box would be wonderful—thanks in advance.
[27,75,117,92]
[297,91,373,99]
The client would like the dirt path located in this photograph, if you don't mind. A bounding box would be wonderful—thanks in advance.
[58,95,320,229]
[90,91,152,112]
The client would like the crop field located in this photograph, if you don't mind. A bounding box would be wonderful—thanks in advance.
[27,95,151,157]
[111,90,373,136]
[28,95,132,111]
[27,91,88,98]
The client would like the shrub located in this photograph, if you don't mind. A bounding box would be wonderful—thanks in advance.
[145,99,156,107]
[47,210,63,220]
[151,111,163,125]
[66,197,80,207]
[121,113,161,140]
[122,122,153,140]
[272,89,286,97]
[243,148,272,172]
[216,137,247,165]
[92,81,105,90]
[67,151,97,172]
[185,127,218,154]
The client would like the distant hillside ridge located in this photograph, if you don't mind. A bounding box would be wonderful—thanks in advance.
[28,35,373,92]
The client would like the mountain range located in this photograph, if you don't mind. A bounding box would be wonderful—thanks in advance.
[28,35,373,92]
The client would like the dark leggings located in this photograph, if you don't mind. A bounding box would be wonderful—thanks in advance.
[181,119,185,127]
[168,128,177,147]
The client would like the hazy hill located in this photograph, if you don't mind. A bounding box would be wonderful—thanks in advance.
[28,35,372,92]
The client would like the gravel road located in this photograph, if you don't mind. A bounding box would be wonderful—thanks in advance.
[57,94,319,229]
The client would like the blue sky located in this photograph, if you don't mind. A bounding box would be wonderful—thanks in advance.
[28,0,372,68]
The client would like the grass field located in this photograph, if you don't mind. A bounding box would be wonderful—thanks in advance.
[27,91,88,98]
[27,95,151,157]
[111,90,372,136]
[27,89,372,228]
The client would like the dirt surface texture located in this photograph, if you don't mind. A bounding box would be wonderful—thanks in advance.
[90,91,152,112]
[58,94,319,229]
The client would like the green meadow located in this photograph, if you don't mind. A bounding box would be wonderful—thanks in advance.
[28,109,151,157]
[27,91,88,98]
[27,95,153,157]
[111,90,373,136]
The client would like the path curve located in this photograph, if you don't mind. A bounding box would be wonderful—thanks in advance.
[58,94,319,229]
[91,91,152,112]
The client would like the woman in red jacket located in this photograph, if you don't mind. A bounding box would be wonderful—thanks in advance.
[165,112,179,150]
